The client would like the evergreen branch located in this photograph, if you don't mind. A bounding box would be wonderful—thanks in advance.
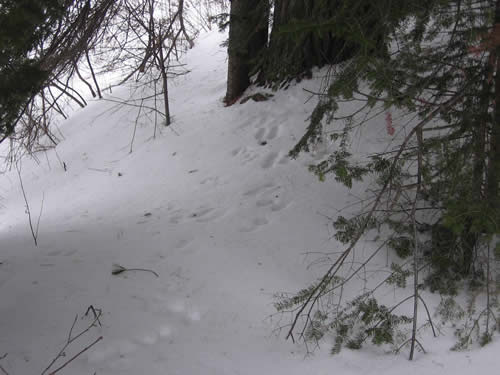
[285,88,467,342]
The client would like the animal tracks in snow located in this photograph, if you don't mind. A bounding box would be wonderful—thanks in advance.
[168,205,226,224]
[243,182,275,197]
[231,121,290,170]
[199,176,220,186]
[231,146,259,165]
[136,200,226,228]
[254,127,266,141]
[243,183,291,212]
[254,124,280,143]
[240,216,269,232]
[239,182,292,232]
[231,146,287,171]
[260,151,279,169]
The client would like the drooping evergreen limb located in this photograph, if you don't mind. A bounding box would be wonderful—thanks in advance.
[352,291,435,350]
[294,239,392,340]
[319,239,390,297]
[0,0,119,148]
[285,89,467,342]
[281,2,500,352]
[453,304,498,350]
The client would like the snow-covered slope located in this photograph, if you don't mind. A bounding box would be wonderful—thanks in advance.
[0,31,497,375]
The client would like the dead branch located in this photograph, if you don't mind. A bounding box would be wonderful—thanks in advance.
[73,61,97,98]
[112,263,159,278]
[16,163,43,246]
[41,308,103,375]
[0,354,9,375]
[85,50,102,99]
[130,98,144,153]
[47,336,103,375]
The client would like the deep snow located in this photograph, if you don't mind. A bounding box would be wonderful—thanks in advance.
[0,31,498,375]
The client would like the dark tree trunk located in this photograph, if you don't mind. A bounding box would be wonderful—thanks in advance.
[491,0,500,212]
[260,0,353,84]
[259,0,389,85]
[224,0,269,104]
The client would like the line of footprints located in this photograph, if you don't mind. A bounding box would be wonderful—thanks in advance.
[240,182,292,232]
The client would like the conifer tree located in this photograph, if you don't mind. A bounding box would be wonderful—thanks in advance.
[259,0,354,84]
[0,0,118,146]
[281,0,500,355]
[0,0,72,142]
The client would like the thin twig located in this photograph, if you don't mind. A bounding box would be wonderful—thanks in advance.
[0,353,8,375]
[85,305,102,327]
[418,295,437,337]
[112,264,159,278]
[47,336,103,375]
[16,163,39,246]
[125,268,159,277]
[130,98,144,153]
[41,310,103,375]
[35,193,44,241]
[67,315,78,342]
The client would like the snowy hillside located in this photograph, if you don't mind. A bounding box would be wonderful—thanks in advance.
[0,31,498,375]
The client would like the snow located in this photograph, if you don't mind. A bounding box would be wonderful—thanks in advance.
[0,31,498,375]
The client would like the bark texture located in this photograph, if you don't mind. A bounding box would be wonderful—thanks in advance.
[260,0,353,84]
[259,0,388,85]
[224,0,268,104]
